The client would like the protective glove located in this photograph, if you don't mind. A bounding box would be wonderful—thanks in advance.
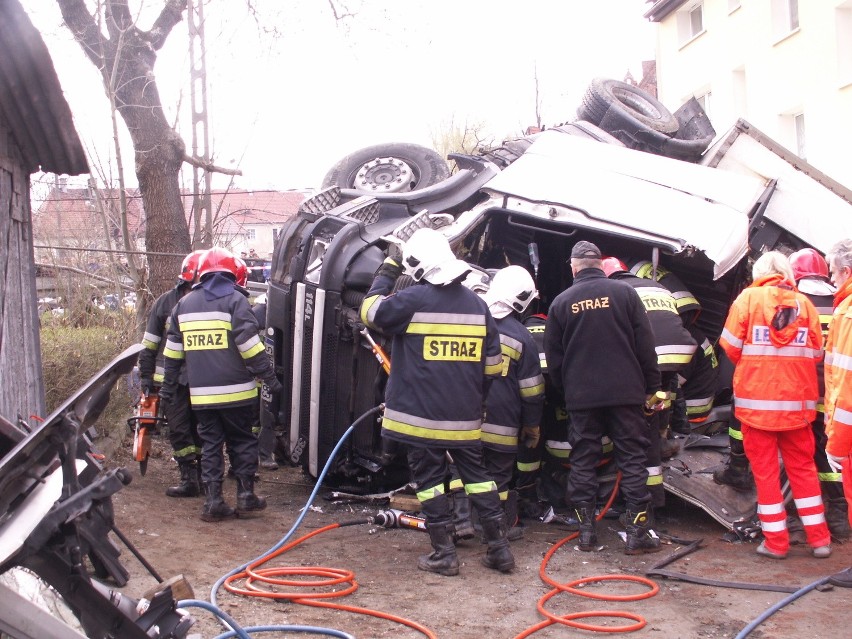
[386,241,404,264]
[140,377,154,396]
[158,384,175,405]
[827,453,846,474]
[375,257,402,282]
[520,425,541,449]
[644,391,667,415]
[266,377,283,396]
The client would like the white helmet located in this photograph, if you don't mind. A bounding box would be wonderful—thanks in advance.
[402,228,471,286]
[482,265,538,319]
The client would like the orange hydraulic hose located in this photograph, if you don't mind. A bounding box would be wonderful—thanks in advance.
[513,472,660,637]
[223,523,437,639]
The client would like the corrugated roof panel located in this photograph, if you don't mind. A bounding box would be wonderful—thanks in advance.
[0,0,88,175]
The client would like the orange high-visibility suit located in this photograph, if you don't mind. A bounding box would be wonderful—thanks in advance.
[825,277,852,524]
[720,274,829,554]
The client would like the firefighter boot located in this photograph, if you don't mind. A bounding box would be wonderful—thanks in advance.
[450,491,476,543]
[166,459,202,498]
[480,514,516,573]
[236,475,267,516]
[417,519,460,576]
[827,497,851,541]
[713,452,754,492]
[624,504,662,555]
[200,481,236,522]
[574,502,598,551]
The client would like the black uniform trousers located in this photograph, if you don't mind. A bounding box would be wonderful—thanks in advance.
[407,444,503,523]
[162,383,202,461]
[567,405,651,507]
[195,404,259,484]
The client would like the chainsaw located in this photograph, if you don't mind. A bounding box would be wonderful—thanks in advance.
[126,391,166,475]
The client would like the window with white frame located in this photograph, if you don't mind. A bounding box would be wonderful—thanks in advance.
[794,113,806,159]
[245,227,257,241]
[677,1,704,45]
[771,0,799,40]
[838,2,852,86]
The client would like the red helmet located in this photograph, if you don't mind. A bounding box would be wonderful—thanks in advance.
[179,249,206,283]
[789,248,829,281]
[197,247,243,283]
[601,256,629,278]
[234,257,249,287]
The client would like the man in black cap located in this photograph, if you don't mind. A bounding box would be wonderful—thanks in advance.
[544,240,664,554]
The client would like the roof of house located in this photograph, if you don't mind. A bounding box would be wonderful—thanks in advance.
[33,186,307,242]
[643,0,690,22]
[0,0,88,175]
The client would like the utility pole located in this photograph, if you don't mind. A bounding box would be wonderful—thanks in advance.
[187,0,213,248]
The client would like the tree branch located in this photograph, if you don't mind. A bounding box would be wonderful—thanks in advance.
[56,0,106,69]
[183,154,243,176]
[148,0,188,50]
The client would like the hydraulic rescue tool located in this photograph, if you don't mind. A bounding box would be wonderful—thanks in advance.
[360,326,391,375]
[127,391,166,476]
[371,509,427,531]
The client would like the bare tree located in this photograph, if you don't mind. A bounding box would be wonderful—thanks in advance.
[430,117,493,170]
[55,0,239,298]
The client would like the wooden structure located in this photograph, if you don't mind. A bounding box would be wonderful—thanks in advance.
[0,0,88,423]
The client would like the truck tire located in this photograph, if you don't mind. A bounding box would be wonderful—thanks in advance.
[322,143,450,193]
[578,78,679,136]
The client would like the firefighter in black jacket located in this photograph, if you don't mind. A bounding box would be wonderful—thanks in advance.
[544,241,663,555]
[360,228,514,576]
[163,247,282,522]
[602,257,697,509]
[138,250,205,498]
[478,265,545,539]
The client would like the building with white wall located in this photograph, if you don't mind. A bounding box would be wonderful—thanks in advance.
[645,0,852,187]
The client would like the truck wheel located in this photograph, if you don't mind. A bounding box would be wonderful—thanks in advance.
[578,78,679,136]
[322,143,450,193]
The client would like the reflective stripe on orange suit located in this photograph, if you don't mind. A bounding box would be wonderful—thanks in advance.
[826,277,852,458]
[718,273,823,430]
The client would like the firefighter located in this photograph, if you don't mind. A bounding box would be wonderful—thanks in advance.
[629,259,708,434]
[477,265,545,539]
[824,239,852,586]
[678,324,720,427]
[138,250,205,498]
[601,257,697,509]
[163,247,282,522]
[719,251,830,559]
[544,241,663,555]
[360,228,514,576]
[790,248,849,540]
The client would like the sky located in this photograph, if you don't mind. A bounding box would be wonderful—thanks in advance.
[25,0,657,192]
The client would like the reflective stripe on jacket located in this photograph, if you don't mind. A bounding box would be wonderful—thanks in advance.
[678,326,719,421]
[481,315,545,452]
[825,278,852,457]
[719,274,822,431]
[629,260,701,317]
[360,273,502,449]
[616,274,697,372]
[138,287,184,384]
[163,275,274,409]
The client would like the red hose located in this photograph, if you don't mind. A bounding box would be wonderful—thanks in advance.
[223,523,437,638]
[513,472,659,637]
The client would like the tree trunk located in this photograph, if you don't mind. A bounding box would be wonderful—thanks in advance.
[57,0,190,297]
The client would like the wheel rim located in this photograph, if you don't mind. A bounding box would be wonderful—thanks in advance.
[353,156,416,192]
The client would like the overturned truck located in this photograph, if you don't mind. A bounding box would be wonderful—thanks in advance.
[260,78,852,529]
